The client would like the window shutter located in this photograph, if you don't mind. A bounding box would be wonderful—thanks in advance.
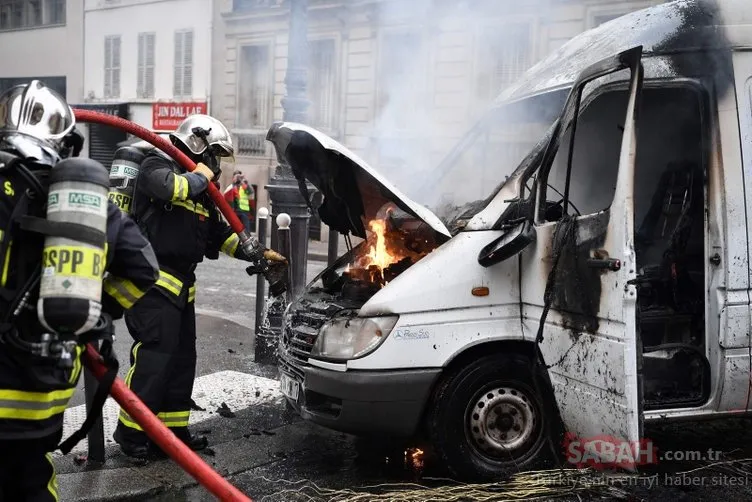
[477,24,531,101]
[104,37,112,97]
[183,30,194,97]
[238,44,270,129]
[174,31,183,97]
[309,39,336,130]
[146,33,155,98]
[113,36,121,98]
[137,34,145,97]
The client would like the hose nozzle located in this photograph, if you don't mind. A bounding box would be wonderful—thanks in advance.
[240,231,289,296]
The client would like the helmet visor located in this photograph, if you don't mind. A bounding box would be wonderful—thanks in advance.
[0,81,74,142]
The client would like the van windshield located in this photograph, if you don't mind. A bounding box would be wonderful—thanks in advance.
[417,89,569,230]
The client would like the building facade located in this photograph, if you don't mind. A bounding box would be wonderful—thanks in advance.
[0,0,84,102]
[213,0,666,241]
[82,0,214,167]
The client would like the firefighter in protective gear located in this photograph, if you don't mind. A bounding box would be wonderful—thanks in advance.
[113,114,275,458]
[0,81,159,501]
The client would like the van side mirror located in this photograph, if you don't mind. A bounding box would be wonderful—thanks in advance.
[478,220,536,267]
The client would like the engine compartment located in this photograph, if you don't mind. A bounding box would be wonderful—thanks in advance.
[277,203,446,379]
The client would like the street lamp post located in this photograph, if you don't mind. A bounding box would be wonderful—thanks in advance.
[258,0,312,364]
[267,0,311,297]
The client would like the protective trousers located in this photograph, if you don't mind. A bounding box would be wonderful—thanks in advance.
[114,285,197,445]
[0,438,58,502]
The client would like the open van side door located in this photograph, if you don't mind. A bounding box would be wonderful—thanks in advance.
[519,47,645,469]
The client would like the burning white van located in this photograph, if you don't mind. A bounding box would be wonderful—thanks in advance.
[267,0,752,480]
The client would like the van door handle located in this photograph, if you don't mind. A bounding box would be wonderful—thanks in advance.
[586,257,622,271]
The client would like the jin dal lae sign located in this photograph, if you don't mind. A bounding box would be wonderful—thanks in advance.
[152,102,207,130]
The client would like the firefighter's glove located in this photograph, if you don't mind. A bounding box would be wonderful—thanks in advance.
[262,250,289,296]
[264,260,289,297]
[194,162,215,183]
[246,251,289,297]
[263,249,288,264]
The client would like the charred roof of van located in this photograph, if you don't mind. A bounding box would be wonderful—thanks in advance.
[498,0,751,103]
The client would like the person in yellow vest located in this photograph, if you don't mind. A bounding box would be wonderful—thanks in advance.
[237,177,255,232]
[223,171,254,233]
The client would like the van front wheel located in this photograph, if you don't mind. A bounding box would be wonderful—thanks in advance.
[427,352,554,480]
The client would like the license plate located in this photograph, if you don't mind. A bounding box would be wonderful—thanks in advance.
[280,373,300,401]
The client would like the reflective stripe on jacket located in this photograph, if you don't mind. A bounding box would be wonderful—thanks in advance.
[155,267,197,304]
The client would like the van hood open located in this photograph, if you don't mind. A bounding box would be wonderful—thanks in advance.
[266,122,451,239]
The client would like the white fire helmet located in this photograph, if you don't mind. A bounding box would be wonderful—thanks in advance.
[169,114,234,160]
[0,80,75,150]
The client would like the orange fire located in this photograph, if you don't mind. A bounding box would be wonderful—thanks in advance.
[345,206,435,286]
[365,219,394,271]
[349,217,404,284]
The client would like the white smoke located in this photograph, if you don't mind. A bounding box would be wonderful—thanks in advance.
[358,0,538,212]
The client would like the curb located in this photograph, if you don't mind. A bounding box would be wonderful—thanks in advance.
[308,252,329,262]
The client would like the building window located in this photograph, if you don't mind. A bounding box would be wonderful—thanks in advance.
[237,44,271,129]
[0,0,65,31]
[308,38,337,131]
[476,23,532,102]
[174,29,194,98]
[377,30,423,124]
[137,32,155,99]
[104,35,121,99]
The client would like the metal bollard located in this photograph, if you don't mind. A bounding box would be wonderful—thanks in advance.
[327,227,339,266]
[254,212,292,365]
[276,213,294,303]
[83,339,105,463]
[254,207,269,336]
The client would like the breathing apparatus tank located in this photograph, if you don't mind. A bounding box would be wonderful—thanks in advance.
[38,158,110,336]
[108,145,145,214]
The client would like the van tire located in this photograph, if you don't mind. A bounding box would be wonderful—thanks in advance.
[427,352,556,481]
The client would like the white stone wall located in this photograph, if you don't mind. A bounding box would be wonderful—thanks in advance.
[84,0,213,129]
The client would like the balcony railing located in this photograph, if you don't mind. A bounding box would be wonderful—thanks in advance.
[233,129,271,158]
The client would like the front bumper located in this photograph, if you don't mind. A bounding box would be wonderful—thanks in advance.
[285,365,441,437]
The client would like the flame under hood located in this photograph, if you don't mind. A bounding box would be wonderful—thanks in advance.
[266,122,451,240]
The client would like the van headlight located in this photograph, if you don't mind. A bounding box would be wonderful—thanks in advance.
[311,315,399,361]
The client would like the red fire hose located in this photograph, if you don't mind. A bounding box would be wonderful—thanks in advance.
[74,109,253,502]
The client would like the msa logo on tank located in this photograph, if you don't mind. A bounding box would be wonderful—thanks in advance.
[111,165,139,178]
[69,192,102,207]
[47,189,106,215]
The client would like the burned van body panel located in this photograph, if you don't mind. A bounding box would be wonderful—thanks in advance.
[498,0,740,105]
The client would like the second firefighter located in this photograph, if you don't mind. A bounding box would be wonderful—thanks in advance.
[113,114,253,459]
